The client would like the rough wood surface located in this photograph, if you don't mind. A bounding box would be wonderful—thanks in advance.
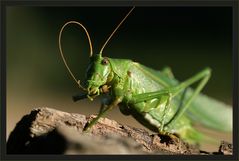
[7,107,232,155]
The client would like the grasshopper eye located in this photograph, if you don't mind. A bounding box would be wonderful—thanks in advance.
[101,58,109,65]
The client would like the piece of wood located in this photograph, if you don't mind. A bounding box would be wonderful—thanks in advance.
[7,107,232,155]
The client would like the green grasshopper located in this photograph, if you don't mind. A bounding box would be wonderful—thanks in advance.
[58,7,232,144]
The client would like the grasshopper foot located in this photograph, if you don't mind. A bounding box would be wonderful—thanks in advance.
[158,131,180,145]
[83,122,90,131]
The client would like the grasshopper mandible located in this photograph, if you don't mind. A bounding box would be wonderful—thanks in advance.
[58,7,232,144]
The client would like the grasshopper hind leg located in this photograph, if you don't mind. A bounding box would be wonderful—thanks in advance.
[128,68,211,144]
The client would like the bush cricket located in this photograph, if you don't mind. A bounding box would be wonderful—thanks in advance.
[58,7,232,145]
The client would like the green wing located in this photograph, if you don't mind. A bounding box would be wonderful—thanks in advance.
[187,91,232,132]
[137,64,232,132]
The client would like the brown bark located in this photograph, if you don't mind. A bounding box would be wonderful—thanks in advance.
[7,107,232,155]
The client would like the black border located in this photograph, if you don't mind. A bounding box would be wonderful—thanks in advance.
[1,0,238,160]
[232,0,239,158]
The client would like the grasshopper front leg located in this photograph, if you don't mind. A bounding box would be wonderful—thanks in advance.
[83,97,122,131]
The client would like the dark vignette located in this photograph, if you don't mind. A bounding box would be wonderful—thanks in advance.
[0,0,238,161]
[232,0,238,158]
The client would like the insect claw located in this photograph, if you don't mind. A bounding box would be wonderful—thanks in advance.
[83,122,90,132]
[97,90,100,95]
[87,95,94,101]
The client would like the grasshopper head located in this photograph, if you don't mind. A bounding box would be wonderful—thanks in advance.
[85,54,112,97]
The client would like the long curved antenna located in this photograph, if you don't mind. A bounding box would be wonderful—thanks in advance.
[99,6,135,54]
[58,21,93,90]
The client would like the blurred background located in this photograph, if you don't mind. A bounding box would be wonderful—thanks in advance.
[6,7,232,152]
